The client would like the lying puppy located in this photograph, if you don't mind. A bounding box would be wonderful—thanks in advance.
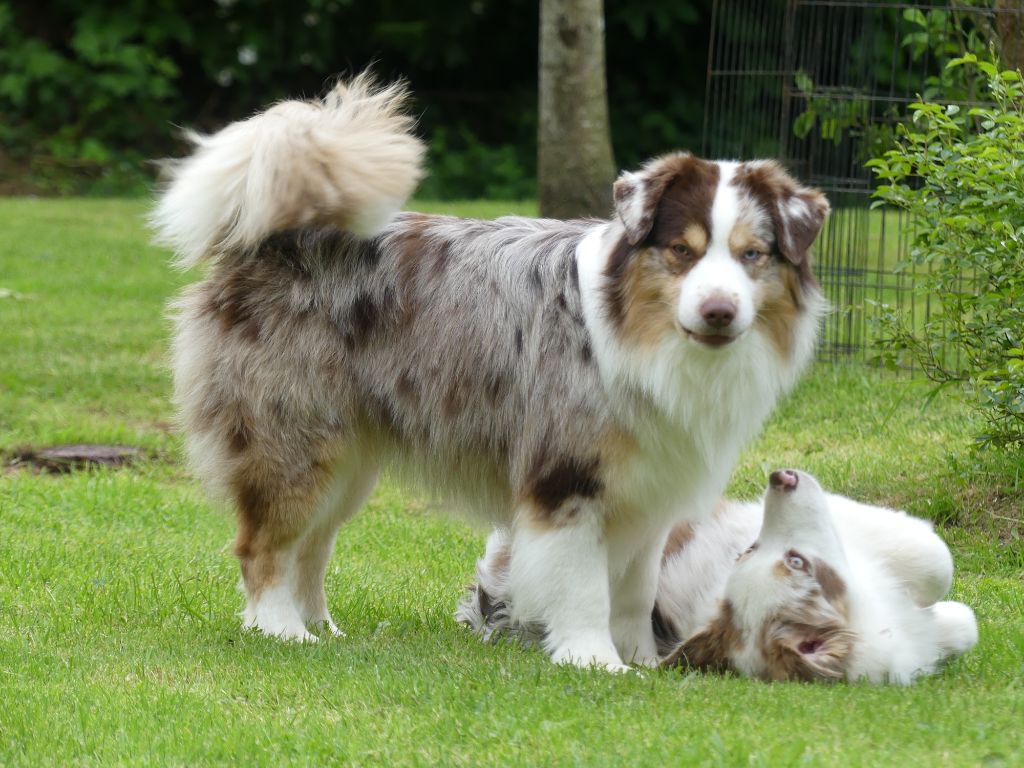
[153,75,828,668]
[458,470,978,683]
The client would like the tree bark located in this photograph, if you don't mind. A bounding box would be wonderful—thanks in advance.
[996,1,1023,72]
[538,0,616,220]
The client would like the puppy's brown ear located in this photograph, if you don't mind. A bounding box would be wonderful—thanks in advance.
[734,161,830,268]
[660,600,740,673]
[762,619,855,682]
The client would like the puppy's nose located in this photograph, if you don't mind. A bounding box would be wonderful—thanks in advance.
[700,298,737,328]
[769,469,799,491]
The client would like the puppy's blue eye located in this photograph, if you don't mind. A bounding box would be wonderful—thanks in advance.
[742,249,763,262]
[786,553,806,571]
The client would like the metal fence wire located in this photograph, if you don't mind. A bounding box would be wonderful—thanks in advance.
[702,0,1023,368]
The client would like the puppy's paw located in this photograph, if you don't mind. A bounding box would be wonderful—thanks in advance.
[550,641,626,672]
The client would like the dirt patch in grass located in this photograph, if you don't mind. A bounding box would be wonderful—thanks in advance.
[7,444,142,473]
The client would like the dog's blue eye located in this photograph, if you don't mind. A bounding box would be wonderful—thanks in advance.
[742,249,763,262]
[786,553,806,571]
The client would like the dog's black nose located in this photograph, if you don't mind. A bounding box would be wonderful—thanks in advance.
[700,298,737,328]
[769,469,799,491]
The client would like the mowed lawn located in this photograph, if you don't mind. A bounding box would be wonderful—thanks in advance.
[1,198,1022,766]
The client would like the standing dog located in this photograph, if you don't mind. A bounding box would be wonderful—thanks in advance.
[459,470,979,683]
[153,75,828,669]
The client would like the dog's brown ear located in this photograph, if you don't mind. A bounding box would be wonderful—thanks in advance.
[613,152,716,246]
[733,161,830,268]
[776,187,830,268]
[613,170,672,246]
[762,618,855,682]
[660,600,740,673]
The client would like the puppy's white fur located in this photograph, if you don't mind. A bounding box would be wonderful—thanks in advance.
[460,473,978,684]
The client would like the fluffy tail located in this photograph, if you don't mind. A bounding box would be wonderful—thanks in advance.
[151,73,425,268]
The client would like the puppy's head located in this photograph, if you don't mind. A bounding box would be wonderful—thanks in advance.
[605,154,828,356]
[662,469,855,682]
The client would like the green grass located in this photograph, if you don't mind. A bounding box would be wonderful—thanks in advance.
[1,198,1021,766]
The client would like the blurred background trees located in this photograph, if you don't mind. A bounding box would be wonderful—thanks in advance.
[0,0,710,197]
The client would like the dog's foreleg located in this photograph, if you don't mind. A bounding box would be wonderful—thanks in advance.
[609,532,666,667]
[507,507,627,671]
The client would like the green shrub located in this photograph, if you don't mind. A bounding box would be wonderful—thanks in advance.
[868,55,1024,449]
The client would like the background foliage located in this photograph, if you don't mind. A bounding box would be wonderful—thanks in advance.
[0,0,711,197]
[869,58,1024,449]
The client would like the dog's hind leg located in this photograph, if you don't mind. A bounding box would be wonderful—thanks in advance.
[292,463,379,636]
[231,447,376,642]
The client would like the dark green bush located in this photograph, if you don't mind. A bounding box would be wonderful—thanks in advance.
[868,56,1024,449]
[0,0,710,197]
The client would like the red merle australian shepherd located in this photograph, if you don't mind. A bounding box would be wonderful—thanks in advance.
[153,74,828,670]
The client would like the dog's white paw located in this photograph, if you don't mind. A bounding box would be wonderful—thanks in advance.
[244,620,318,643]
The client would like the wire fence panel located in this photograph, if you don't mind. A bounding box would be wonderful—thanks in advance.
[703,0,1023,370]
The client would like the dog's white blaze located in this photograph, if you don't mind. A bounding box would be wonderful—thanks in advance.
[710,161,741,236]
[676,161,756,336]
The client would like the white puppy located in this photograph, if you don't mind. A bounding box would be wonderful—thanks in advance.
[459,469,978,684]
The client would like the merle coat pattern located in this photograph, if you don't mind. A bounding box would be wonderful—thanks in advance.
[156,74,828,668]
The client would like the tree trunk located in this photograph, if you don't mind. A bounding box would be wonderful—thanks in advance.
[996,1,1024,72]
[538,0,616,220]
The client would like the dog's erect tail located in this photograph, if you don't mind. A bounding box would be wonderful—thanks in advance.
[151,72,425,269]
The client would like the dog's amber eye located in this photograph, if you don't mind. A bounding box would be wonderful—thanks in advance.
[671,243,692,259]
[785,551,807,571]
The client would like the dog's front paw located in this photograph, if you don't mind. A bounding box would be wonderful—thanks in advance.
[245,621,319,644]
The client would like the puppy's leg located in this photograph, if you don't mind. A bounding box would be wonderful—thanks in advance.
[880,519,954,606]
[507,506,625,671]
[293,463,379,636]
[831,496,953,605]
[609,532,666,667]
[930,601,979,658]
